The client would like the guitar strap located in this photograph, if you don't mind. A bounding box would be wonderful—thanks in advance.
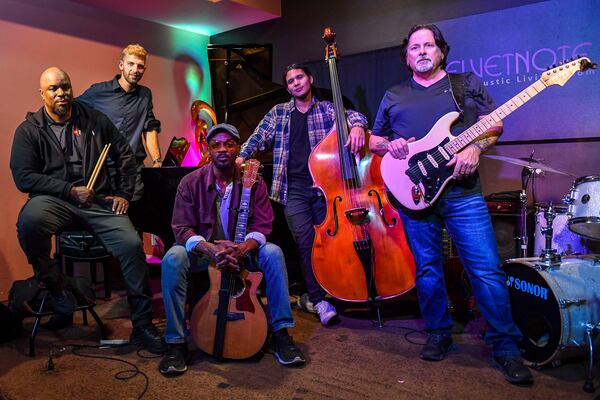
[447,73,465,119]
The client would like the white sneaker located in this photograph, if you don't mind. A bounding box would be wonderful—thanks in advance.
[314,300,338,326]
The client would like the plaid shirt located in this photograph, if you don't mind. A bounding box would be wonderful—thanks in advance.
[240,97,367,205]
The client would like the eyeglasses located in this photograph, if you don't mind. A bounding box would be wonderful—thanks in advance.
[208,140,238,151]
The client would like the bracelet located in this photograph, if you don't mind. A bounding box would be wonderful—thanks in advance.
[351,123,367,130]
[152,158,163,164]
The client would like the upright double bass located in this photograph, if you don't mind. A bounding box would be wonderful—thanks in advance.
[309,28,416,303]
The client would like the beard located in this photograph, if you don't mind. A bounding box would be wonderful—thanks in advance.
[124,72,141,86]
[414,58,435,73]
[53,102,71,117]
[211,156,234,171]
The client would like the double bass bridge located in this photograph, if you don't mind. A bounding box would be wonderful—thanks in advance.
[344,207,370,225]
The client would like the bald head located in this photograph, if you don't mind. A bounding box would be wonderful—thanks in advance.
[39,67,73,122]
[39,67,70,88]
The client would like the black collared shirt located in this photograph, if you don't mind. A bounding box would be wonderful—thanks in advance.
[78,75,160,161]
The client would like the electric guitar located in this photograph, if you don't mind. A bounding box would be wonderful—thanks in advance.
[189,159,268,360]
[381,57,596,210]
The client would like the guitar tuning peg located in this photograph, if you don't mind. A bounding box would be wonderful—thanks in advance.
[571,56,575,61]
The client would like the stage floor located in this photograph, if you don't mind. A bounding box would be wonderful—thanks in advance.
[0,282,593,400]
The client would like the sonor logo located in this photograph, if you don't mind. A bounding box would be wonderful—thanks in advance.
[506,275,549,300]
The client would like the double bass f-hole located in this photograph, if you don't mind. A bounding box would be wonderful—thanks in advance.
[368,189,397,227]
[326,196,343,237]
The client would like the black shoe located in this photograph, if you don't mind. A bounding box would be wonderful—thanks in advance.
[50,291,76,315]
[270,330,306,367]
[41,313,74,330]
[420,333,454,361]
[159,344,188,376]
[130,324,167,354]
[494,355,534,384]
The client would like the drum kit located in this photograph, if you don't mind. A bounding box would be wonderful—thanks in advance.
[485,154,600,392]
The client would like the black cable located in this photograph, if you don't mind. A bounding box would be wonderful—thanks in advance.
[369,321,428,345]
[49,344,150,400]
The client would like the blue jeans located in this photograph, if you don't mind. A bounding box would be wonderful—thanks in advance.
[398,190,522,357]
[161,243,294,344]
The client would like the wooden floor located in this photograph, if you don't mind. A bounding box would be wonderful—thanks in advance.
[0,286,596,400]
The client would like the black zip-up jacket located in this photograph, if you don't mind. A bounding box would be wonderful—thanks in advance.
[10,101,137,201]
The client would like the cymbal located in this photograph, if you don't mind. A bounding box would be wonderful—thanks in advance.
[483,155,571,176]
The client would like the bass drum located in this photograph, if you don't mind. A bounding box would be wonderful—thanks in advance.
[503,256,600,366]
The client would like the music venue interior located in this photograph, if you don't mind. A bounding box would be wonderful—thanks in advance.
[0,0,598,399]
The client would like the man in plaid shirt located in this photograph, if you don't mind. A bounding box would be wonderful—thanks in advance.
[237,64,367,326]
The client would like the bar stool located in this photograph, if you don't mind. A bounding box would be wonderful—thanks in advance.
[26,281,107,357]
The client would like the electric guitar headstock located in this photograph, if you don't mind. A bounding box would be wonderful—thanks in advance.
[542,56,597,87]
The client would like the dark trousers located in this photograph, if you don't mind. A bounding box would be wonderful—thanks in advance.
[16,195,154,328]
[284,186,328,304]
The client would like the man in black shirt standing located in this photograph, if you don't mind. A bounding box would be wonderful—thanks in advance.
[78,44,163,227]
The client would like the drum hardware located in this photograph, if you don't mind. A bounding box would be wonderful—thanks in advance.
[539,204,562,265]
[558,298,586,308]
[584,323,600,393]
[484,151,573,258]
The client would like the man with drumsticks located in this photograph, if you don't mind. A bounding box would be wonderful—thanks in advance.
[10,67,166,354]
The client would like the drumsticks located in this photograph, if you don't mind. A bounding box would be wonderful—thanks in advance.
[87,143,111,190]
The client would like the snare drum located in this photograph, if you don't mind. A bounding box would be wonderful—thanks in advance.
[566,176,600,240]
[503,256,600,365]
[534,204,588,256]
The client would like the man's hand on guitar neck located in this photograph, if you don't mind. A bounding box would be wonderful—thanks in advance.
[448,145,481,180]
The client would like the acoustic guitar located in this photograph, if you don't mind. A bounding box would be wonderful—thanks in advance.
[189,159,268,360]
[381,57,596,210]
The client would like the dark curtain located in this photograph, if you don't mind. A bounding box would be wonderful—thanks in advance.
[305,45,411,128]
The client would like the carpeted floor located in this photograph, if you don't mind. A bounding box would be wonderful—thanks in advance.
[0,283,595,400]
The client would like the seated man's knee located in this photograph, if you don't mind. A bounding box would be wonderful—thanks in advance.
[17,205,56,241]
[259,242,286,269]
[162,246,190,276]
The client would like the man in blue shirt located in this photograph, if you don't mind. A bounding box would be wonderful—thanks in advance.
[370,24,533,384]
[78,44,163,218]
